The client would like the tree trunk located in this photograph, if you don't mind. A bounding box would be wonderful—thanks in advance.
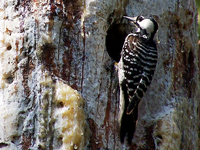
[0,0,199,150]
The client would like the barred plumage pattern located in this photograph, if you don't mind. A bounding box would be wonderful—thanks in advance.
[118,15,158,144]
[122,33,157,114]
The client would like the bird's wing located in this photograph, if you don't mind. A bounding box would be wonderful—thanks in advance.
[122,34,144,114]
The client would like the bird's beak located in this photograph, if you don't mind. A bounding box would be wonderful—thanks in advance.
[123,16,137,24]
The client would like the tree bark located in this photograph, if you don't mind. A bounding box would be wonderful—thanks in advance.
[0,0,199,150]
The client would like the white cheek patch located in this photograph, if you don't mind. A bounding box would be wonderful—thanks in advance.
[138,19,154,35]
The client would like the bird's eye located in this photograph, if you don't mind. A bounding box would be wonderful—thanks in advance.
[137,16,144,22]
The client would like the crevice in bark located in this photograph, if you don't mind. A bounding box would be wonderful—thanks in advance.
[0,143,9,148]
[144,125,156,150]
[87,118,101,150]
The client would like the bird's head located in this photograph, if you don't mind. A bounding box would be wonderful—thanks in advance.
[124,15,158,41]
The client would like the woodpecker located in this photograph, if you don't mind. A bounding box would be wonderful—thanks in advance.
[118,15,158,144]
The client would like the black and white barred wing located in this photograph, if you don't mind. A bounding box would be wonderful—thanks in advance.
[122,33,157,114]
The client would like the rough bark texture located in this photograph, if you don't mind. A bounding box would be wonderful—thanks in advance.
[0,0,199,150]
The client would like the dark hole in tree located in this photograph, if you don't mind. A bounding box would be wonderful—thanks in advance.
[57,101,64,108]
[7,43,12,50]
[106,20,130,62]
[6,76,13,84]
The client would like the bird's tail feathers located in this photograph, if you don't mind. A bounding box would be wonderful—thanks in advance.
[126,96,140,114]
